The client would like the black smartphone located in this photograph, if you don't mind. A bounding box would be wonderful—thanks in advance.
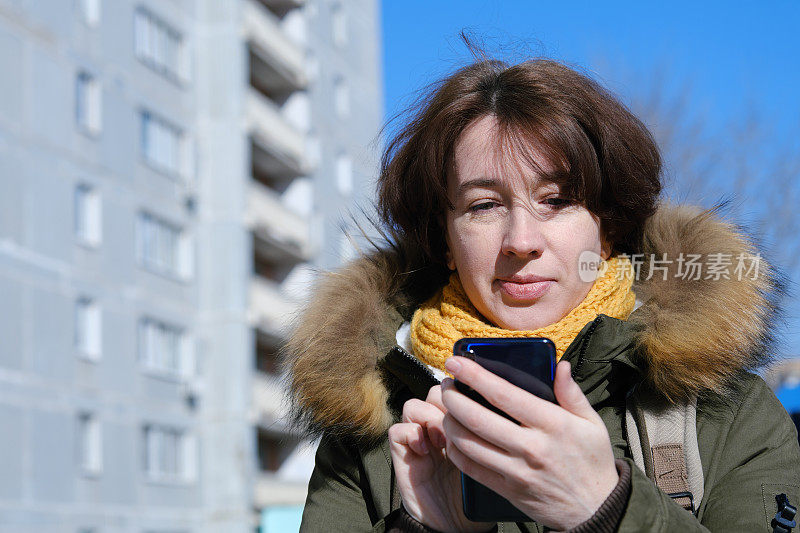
[452,337,556,523]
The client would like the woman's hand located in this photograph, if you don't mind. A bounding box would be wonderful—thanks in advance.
[440,357,619,531]
[388,385,495,533]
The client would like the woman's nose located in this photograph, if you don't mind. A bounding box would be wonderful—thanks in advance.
[500,208,545,258]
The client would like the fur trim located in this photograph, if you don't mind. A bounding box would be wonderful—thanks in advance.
[632,204,781,401]
[284,204,783,440]
[284,247,447,442]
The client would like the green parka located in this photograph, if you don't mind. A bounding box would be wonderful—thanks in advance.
[286,205,800,532]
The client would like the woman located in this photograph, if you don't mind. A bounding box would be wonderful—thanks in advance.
[286,58,800,532]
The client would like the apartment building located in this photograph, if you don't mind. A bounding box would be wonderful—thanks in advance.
[0,0,382,531]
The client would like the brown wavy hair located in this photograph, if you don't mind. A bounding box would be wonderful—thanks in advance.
[377,57,662,267]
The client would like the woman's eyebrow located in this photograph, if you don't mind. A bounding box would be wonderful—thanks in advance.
[457,178,500,195]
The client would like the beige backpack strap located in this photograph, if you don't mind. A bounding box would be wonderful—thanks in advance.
[625,390,704,513]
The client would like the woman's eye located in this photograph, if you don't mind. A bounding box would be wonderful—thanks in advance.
[543,197,572,208]
[469,201,498,212]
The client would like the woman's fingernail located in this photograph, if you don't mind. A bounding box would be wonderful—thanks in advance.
[445,357,461,373]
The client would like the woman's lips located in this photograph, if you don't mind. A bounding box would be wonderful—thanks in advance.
[497,279,554,300]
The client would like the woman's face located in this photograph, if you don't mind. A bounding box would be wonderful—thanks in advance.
[445,115,609,331]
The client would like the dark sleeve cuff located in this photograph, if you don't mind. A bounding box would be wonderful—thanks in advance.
[563,458,632,533]
[384,506,442,533]
[385,505,498,533]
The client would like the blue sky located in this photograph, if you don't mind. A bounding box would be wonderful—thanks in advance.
[382,1,799,137]
[381,1,800,355]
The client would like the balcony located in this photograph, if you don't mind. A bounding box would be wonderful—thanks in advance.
[243,0,307,94]
[254,474,309,507]
[248,275,297,337]
[251,371,288,426]
[253,427,314,508]
[246,180,311,263]
[246,88,309,177]
[256,0,306,18]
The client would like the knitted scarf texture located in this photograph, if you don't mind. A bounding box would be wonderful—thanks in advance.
[410,255,636,370]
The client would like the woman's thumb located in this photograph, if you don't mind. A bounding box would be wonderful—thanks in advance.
[553,361,596,420]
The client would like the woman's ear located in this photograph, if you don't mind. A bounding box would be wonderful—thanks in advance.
[600,239,612,260]
[442,213,457,271]
[600,232,612,260]
[445,234,456,270]
[446,249,455,271]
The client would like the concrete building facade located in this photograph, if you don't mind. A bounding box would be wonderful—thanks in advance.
[0,0,382,531]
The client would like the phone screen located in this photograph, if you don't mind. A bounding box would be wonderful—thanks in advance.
[452,337,556,522]
[453,337,556,422]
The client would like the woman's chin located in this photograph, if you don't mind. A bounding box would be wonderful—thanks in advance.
[489,307,561,332]
[478,291,555,330]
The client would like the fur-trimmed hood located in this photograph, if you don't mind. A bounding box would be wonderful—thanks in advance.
[285,204,782,442]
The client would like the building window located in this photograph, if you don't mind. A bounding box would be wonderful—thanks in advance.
[75,297,101,360]
[138,317,193,378]
[136,212,193,279]
[336,154,353,196]
[143,425,196,483]
[331,2,347,48]
[333,76,349,118]
[79,0,101,27]
[140,110,186,177]
[77,412,102,475]
[74,184,102,246]
[76,71,101,135]
[134,7,188,81]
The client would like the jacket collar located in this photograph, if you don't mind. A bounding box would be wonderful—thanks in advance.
[561,314,642,407]
[285,204,783,442]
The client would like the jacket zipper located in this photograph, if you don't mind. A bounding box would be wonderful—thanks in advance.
[393,345,437,381]
[573,316,602,376]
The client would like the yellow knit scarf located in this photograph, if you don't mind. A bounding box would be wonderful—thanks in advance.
[410,255,636,369]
